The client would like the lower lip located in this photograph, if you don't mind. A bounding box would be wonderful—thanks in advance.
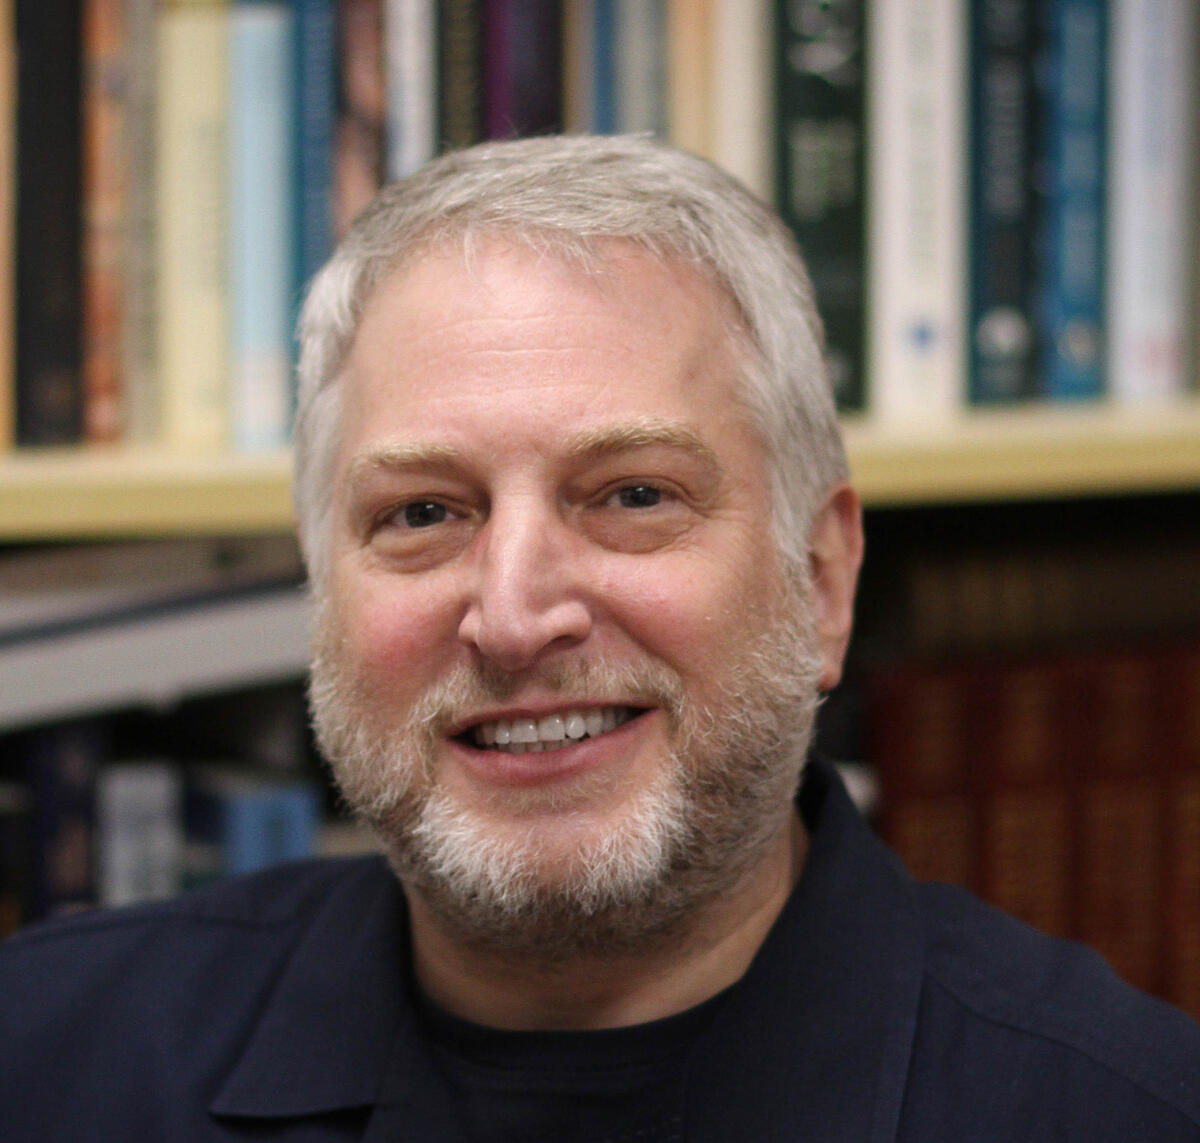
[447,712,652,789]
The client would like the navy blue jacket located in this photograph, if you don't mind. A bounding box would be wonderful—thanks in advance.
[3,758,1200,1140]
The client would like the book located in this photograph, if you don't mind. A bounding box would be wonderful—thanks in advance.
[95,760,184,906]
[773,0,868,412]
[438,0,485,149]
[229,0,296,452]
[120,0,159,443]
[184,764,320,885]
[617,0,667,137]
[483,0,564,139]
[292,0,337,367]
[384,0,437,179]
[1106,0,1197,403]
[14,0,84,445]
[82,0,128,443]
[0,779,31,936]
[0,0,13,450]
[865,0,966,425]
[668,0,713,157]
[155,0,231,451]
[22,720,108,920]
[562,0,602,133]
[335,0,385,237]
[710,0,769,198]
[967,0,1042,404]
[1038,0,1107,402]
[869,638,1200,1017]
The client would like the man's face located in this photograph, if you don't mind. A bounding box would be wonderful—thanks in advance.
[311,239,825,951]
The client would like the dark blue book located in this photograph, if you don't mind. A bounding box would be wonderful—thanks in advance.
[1038,0,1107,402]
[22,721,108,920]
[291,0,337,366]
[968,0,1043,404]
[592,0,618,133]
[773,0,868,413]
[14,0,84,444]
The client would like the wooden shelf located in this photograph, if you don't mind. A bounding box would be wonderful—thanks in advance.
[844,398,1200,507]
[0,447,294,540]
[0,401,1197,539]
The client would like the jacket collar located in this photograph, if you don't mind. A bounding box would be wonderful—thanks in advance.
[208,857,410,1118]
[208,758,926,1139]
[687,757,925,1142]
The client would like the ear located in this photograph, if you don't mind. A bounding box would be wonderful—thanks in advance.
[806,482,864,691]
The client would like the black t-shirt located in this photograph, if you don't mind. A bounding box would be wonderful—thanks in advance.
[415,986,730,1143]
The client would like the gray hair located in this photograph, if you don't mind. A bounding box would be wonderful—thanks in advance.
[294,134,847,589]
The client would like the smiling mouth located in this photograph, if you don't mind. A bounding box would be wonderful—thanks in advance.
[461,707,643,754]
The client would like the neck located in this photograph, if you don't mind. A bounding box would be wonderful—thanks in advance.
[404,809,807,1031]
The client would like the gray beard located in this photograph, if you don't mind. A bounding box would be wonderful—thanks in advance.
[308,575,823,961]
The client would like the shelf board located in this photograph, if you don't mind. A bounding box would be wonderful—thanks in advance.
[0,401,1197,539]
[843,399,1200,506]
[0,447,294,539]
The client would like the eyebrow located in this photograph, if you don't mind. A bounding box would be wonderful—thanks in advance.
[346,418,721,491]
[564,419,720,468]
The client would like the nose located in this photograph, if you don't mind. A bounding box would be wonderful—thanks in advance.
[457,502,593,673]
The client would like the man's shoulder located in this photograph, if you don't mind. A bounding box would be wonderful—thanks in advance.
[0,854,395,1008]
[4,854,391,954]
[910,880,1200,1133]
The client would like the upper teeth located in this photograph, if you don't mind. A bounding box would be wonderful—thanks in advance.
[472,707,634,752]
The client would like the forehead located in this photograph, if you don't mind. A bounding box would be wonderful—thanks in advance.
[337,238,764,470]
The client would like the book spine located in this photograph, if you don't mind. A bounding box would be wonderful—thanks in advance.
[0,0,14,450]
[292,0,336,341]
[866,0,966,425]
[438,0,484,149]
[591,0,617,134]
[81,0,127,443]
[616,0,666,138]
[1106,0,1196,403]
[119,0,159,443]
[710,0,770,198]
[14,0,84,445]
[155,0,230,451]
[667,0,713,158]
[384,0,437,180]
[483,0,564,139]
[24,721,107,919]
[773,0,868,412]
[1074,648,1167,994]
[871,662,979,889]
[229,0,295,453]
[1165,643,1200,1020]
[96,761,184,907]
[0,780,32,936]
[1039,0,1107,402]
[334,0,385,237]
[967,0,1041,404]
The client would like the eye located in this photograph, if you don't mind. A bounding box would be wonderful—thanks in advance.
[402,501,449,528]
[614,484,662,509]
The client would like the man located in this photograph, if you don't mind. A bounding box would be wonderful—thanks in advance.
[3,135,1199,1140]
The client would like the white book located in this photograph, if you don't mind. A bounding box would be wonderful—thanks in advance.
[866,0,966,425]
[616,0,667,137]
[96,761,184,907]
[229,0,296,452]
[384,0,436,180]
[710,0,771,200]
[1107,0,1198,404]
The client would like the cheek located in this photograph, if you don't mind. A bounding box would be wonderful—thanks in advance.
[331,568,462,684]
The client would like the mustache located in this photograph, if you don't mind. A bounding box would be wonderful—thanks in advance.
[405,656,689,740]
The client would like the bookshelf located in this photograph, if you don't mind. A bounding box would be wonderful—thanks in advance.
[2,401,1198,540]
